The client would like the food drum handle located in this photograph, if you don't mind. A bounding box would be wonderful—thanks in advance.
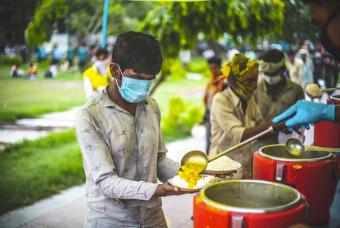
[231,215,244,228]
[275,163,286,183]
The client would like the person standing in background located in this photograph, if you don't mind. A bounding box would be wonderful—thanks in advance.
[254,49,305,144]
[78,43,88,72]
[286,49,304,85]
[51,44,63,66]
[82,48,111,99]
[210,54,273,179]
[297,48,314,88]
[203,56,223,154]
[66,45,75,70]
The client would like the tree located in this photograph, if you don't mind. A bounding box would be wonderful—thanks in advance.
[139,0,285,94]
[0,0,39,49]
[25,0,153,45]
[278,0,318,44]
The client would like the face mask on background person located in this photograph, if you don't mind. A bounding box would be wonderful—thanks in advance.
[94,60,109,75]
[114,65,153,103]
[320,10,340,61]
[263,73,282,85]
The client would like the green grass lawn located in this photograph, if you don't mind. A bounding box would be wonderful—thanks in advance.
[0,129,84,215]
[0,64,85,124]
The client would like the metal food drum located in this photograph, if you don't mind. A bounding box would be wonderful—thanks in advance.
[314,94,340,148]
[253,145,337,225]
[193,180,307,228]
[314,95,340,176]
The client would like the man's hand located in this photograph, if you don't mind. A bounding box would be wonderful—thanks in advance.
[153,183,188,197]
[273,100,336,128]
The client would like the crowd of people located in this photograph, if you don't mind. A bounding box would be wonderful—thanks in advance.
[5,41,113,80]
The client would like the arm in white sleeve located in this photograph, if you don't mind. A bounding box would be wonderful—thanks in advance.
[83,77,95,99]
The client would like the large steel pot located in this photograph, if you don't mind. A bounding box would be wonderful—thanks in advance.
[253,145,337,225]
[193,180,307,228]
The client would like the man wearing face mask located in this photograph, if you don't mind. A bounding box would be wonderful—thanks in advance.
[82,48,111,99]
[75,32,186,228]
[209,54,274,179]
[273,0,340,227]
[254,49,304,144]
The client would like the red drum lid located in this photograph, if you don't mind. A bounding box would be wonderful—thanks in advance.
[259,144,332,162]
[200,180,302,213]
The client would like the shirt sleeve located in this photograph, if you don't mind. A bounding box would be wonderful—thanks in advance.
[153,101,181,182]
[210,93,246,149]
[83,77,95,98]
[75,109,158,200]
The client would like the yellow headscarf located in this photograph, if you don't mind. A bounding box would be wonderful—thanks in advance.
[220,54,259,100]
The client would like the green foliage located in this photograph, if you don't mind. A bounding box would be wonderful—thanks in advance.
[26,0,154,45]
[26,0,68,45]
[162,97,203,142]
[0,129,84,215]
[169,59,186,80]
[187,57,209,73]
[278,0,318,43]
[140,0,285,60]
[0,55,23,65]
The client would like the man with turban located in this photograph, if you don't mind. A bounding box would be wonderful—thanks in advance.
[209,54,273,179]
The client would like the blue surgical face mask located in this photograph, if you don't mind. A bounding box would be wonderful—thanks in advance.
[115,65,153,103]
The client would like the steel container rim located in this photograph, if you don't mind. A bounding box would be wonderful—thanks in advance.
[200,179,302,214]
[258,144,332,162]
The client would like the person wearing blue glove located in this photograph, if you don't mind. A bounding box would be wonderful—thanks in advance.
[277,0,340,227]
[272,100,339,129]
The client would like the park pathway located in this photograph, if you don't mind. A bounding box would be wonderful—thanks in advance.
[0,107,79,150]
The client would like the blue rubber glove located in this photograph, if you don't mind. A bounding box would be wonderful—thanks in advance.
[272,100,335,128]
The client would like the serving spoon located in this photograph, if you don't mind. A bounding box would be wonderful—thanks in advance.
[285,138,340,157]
[181,126,275,173]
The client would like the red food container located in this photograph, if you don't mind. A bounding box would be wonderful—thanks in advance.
[253,145,337,225]
[314,95,340,176]
[194,180,307,228]
[314,95,340,148]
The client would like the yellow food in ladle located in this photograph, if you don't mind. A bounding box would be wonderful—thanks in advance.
[178,163,205,188]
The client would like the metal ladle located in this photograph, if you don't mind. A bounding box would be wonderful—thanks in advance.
[285,138,340,157]
[305,83,340,99]
[181,126,275,173]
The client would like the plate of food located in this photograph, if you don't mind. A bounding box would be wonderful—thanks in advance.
[168,174,216,192]
[168,163,216,192]
[204,155,241,175]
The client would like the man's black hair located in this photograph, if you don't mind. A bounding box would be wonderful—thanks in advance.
[259,49,285,63]
[207,56,222,67]
[112,31,163,75]
[96,48,109,57]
